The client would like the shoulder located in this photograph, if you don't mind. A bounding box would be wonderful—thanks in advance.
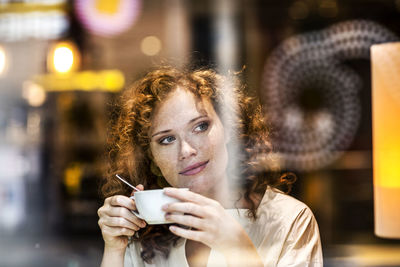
[259,187,322,245]
[255,186,320,238]
[257,186,314,221]
[256,187,323,265]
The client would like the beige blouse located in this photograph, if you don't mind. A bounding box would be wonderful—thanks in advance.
[124,187,323,267]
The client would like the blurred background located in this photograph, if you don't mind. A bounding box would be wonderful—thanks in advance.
[1,0,400,266]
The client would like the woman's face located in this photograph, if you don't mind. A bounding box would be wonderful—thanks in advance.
[149,87,229,196]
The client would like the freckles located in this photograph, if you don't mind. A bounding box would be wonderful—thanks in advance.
[156,145,178,161]
[158,157,175,173]
[154,148,179,180]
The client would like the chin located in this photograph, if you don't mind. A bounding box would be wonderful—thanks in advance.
[184,178,214,195]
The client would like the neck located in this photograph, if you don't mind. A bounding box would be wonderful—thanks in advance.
[201,174,228,204]
[203,174,246,209]
[205,175,265,210]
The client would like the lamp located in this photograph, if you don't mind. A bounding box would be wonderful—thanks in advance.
[371,42,400,239]
[0,45,9,77]
[47,41,81,74]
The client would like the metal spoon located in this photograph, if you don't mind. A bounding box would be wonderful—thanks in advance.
[115,174,140,192]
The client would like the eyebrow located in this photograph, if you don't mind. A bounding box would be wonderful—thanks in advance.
[151,115,208,138]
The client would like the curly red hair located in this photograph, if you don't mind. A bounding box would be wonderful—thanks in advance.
[101,66,296,263]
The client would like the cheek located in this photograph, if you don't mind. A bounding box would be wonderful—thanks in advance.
[208,127,229,163]
[151,146,178,177]
[156,155,180,187]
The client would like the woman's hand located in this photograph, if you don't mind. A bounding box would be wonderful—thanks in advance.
[163,188,264,266]
[97,184,147,251]
[162,188,247,253]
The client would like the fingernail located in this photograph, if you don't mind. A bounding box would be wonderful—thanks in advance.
[162,204,169,211]
[163,188,172,194]
[169,225,176,231]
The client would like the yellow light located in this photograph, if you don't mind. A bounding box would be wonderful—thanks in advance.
[0,46,8,76]
[64,163,82,195]
[48,41,80,73]
[54,46,73,73]
[371,42,400,239]
[33,70,125,92]
[96,0,120,14]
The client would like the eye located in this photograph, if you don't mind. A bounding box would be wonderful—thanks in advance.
[194,121,209,132]
[159,136,176,145]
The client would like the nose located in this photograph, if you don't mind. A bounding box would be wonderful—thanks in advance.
[179,139,197,161]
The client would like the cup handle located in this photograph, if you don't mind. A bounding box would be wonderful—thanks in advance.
[129,196,144,219]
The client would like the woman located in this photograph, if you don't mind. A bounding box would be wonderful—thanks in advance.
[97,66,323,266]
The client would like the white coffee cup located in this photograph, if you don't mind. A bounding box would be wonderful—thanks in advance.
[130,188,189,225]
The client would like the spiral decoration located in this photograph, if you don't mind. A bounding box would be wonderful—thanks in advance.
[261,20,398,171]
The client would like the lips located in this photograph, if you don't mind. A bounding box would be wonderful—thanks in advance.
[179,160,209,176]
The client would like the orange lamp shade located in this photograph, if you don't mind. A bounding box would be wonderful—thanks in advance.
[371,42,400,239]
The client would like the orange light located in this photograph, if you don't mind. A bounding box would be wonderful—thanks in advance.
[371,42,400,239]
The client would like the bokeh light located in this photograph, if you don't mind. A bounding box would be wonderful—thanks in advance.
[0,46,8,76]
[22,81,47,107]
[75,0,141,37]
[54,46,74,73]
[33,70,125,92]
[289,0,309,20]
[140,35,162,56]
[318,0,339,18]
[47,41,80,73]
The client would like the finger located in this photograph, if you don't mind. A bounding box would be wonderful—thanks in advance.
[131,184,144,196]
[162,202,207,218]
[102,225,135,237]
[128,196,139,212]
[97,205,106,217]
[165,213,205,230]
[163,188,214,205]
[136,184,144,191]
[169,225,204,242]
[105,207,146,227]
[109,195,136,210]
[101,216,141,231]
